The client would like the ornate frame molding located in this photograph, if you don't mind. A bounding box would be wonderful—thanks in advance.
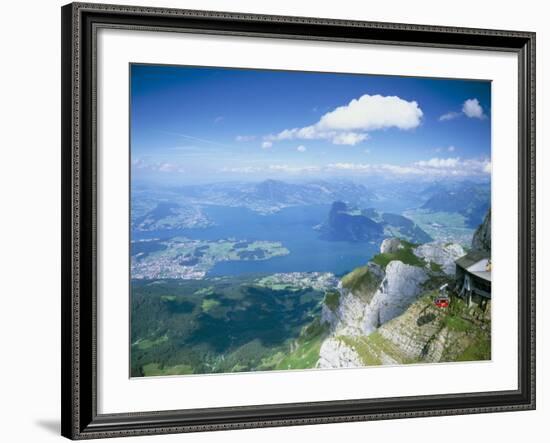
[61,2,535,439]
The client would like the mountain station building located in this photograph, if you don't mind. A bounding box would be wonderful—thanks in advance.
[455,250,491,309]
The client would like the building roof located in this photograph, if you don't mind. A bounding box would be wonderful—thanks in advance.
[470,270,491,282]
[455,250,491,270]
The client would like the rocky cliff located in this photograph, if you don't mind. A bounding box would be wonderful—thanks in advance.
[413,242,465,275]
[318,238,490,369]
[471,209,491,252]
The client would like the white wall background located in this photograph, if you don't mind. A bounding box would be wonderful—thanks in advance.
[0,0,546,441]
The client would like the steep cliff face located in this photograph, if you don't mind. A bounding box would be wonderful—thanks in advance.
[317,237,489,369]
[361,261,429,334]
[471,209,491,252]
[320,263,384,336]
[321,259,428,337]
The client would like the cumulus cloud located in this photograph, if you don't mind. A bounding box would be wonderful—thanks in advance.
[296,145,307,152]
[462,98,486,119]
[331,132,369,145]
[266,126,369,146]
[415,157,460,168]
[318,94,423,131]
[235,135,256,142]
[325,157,490,177]
[414,157,490,175]
[222,164,320,174]
[268,164,319,173]
[326,163,372,172]
[440,98,487,121]
[264,94,423,146]
[221,157,490,178]
[261,141,273,149]
[325,163,418,175]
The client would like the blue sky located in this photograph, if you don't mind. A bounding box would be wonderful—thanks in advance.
[130,64,491,184]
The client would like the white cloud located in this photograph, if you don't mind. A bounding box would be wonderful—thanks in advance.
[132,159,184,173]
[326,162,371,171]
[296,145,307,152]
[221,164,320,174]
[157,162,183,173]
[268,164,319,173]
[265,94,422,146]
[326,163,418,175]
[439,111,461,121]
[318,94,423,131]
[219,157,491,178]
[448,145,456,152]
[440,98,487,122]
[261,141,273,149]
[462,98,486,119]
[266,127,368,146]
[235,135,256,142]
[331,132,369,146]
[221,166,261,174]
[413,157,490,176]
[268,126,316,141]
[326,157,490,177]
[415,157,460,168]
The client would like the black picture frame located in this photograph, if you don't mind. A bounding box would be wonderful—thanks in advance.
[61,2,536,439]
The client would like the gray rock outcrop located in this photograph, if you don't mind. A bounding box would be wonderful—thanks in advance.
[317,338,363,369]
[413,242,465,275]
[380,237,403,254]
[361,261,429,334]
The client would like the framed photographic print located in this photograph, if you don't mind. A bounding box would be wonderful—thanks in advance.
[61,2,536,439]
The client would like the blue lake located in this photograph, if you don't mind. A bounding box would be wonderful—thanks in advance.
[132,205,379,277]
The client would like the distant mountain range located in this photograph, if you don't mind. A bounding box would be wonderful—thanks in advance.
[173,179,376,214]
[132,178,490,233]
[421,182,490,228]
[317,201,432,243]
